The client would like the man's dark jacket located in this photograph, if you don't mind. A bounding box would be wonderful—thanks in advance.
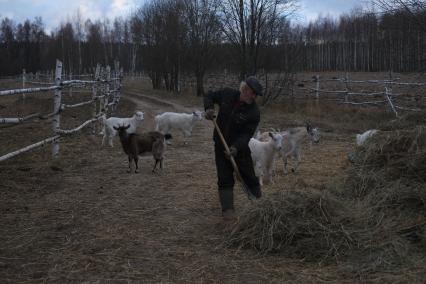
[204,88,260,153]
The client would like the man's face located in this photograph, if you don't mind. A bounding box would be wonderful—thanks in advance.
[240,85,257,104]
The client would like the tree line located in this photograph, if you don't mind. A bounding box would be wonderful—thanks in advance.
[1,0,425,95]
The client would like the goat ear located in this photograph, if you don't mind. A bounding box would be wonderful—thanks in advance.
[269,132,273,138]
[125,124,131,130]
[113,126,119,130]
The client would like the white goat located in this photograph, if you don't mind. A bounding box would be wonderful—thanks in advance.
[257,123,320,174]
[101,111,145,147]
[249,132,283,186]
[356,129,378,146]
[154,111,203,140]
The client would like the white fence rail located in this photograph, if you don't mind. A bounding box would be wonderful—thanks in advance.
[257,71,426,116]
[0,136,61,162]
[296,74,425,116]
[0,59,123,162]
[173,71,425,116]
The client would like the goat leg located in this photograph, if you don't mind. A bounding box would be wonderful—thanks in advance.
[152,160,158,173]
[292,152,301,173]
[134,157,139,173]
[127,156,132,173]
[283,156,289,174]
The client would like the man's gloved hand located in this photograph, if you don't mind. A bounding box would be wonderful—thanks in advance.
[224,146,238,160]
[204,109,215,120]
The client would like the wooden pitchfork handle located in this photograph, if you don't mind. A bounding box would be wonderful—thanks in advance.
[212,118,254,200]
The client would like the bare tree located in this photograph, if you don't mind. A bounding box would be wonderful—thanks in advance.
[73,9,85,74]
[219,0,297,79]
[373,0,426,71]
[183,0,222,96]
[262,18,304,105]
[136,0,186,91]
[130,14,142,77]
[85,20,104,67]
[374,0,426,32]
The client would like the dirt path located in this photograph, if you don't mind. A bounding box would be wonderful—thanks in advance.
[0,91,353,283]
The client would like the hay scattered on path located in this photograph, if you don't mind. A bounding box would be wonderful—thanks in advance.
[228,124,426,280]
[228,188,354,261]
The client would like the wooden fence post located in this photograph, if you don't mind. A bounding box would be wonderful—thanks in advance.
[385,87,398,117]
[69,71,73,97]
[52,60,63,158]
[114,61,121,110]
[92,64,101,134]
[385,70,398,117]
[344,72,350,104]
[315,74,320,100]
[22,69,26,100]
[104,66,111,112]
[114,61,119,107]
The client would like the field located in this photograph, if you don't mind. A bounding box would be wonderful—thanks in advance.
[0,74,425,283]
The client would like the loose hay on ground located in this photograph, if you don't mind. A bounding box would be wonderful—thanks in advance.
[227,188,355,262]
[228,123,426,281]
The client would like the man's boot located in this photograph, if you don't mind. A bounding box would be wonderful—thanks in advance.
[218,189,235,220]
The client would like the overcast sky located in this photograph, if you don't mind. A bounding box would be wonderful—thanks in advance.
[0,0,365,32]
[297,0,365,23]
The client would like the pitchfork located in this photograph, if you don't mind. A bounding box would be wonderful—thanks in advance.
[212,118,255,200]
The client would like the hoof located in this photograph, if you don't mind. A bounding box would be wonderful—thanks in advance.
[291,168,295,173]
[127,170,131,173]
[135,170,139,173]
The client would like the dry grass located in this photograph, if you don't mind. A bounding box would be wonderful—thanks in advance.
[1,74,425,283]
[228,188,353,261]
[228,117,426,282]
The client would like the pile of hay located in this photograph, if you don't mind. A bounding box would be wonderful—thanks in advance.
[228,188,355,261]
[354,125,426,180]
[344,125,426,270]
[347,125,426,209]
[228,123,425,277]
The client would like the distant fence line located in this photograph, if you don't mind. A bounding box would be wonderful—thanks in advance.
[291,73,425,116]
[0,60,123,162]
[170,71,426,116]
[21,69,422,117]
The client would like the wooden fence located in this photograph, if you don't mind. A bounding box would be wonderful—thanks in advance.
[0,60,122,162]
[291,73,426,117]
[172,71,426,116]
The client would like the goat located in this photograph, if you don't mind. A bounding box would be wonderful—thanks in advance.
[154,111,203,141]
[257,123,320,174]
[101,111,145,147]
[356,129,378,146]
[113,124,172,173]
[249,132,283,186]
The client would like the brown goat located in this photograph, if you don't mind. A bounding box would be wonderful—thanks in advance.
[113,124,172,173]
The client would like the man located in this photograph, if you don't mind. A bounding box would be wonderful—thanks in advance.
[204,76,263,219]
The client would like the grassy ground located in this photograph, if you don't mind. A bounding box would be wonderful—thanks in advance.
[0,75,424,283]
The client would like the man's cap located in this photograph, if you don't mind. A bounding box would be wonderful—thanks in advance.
[245,76,263,96]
